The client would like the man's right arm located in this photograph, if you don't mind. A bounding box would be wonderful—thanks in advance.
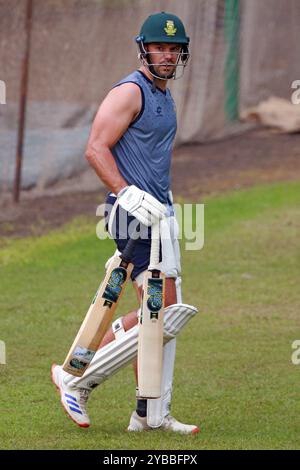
[85,83,142,195]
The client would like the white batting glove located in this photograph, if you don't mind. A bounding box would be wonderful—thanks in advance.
[117,185,167,227]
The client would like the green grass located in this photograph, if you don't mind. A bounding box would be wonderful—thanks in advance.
[0,181,300,449]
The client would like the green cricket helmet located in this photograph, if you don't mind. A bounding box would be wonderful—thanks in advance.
[135,12,190,80]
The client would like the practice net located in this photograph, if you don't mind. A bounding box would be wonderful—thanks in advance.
[0,0,298,193]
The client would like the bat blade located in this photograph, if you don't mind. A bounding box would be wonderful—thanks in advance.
[62,256,133,376]
[137,222,165,398]
[62,227,139,377]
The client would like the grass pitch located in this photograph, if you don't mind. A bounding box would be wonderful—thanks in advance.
[0,181,300,450]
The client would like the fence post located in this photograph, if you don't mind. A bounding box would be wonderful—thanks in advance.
[13,0,33,203]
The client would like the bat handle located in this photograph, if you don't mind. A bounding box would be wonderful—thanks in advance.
[121,224,140,263]
[149,220,160,269]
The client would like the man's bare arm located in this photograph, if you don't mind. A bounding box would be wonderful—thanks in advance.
[85,83,142,195]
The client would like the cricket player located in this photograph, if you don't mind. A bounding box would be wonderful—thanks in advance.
[52,12,199,434]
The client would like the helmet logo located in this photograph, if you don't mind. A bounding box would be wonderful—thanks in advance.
[164,20,177,36]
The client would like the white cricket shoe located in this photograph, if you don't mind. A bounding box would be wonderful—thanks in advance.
[127,411,200,434]
[127,411,152,432]
[51,364,90,428]
[160,415,200,434]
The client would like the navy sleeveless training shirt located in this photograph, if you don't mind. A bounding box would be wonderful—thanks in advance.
[111,70,177,203]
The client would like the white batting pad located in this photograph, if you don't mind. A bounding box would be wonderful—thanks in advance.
[159,216,181,278]
[63,303,198,390]
[147,276,183,427]
[147,338,176,428]
[105,250,121,270]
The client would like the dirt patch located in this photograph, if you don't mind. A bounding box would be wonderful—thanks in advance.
[172,128,300,199]
[1,128,300,238]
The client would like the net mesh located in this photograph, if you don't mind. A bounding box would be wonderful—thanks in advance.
[0,0,298,193]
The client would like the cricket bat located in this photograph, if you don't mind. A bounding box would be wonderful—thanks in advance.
[62,228,139,377]
[137,221,165,398]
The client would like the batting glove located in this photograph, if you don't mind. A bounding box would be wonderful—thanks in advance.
[117,185,167,227]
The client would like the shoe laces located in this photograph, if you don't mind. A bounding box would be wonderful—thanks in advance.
[79,389,90,407]
[163,415,177,427]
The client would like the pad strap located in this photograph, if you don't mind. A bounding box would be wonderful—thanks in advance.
[112,317,125,340]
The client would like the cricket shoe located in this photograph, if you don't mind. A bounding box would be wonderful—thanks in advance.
[159,415,200,434]
[127,411,200,434]
[51,364,90,428]
[127,411,152,432]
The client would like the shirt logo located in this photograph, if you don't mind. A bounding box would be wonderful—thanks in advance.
[164,20,177,36]
[156,106,163,117]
